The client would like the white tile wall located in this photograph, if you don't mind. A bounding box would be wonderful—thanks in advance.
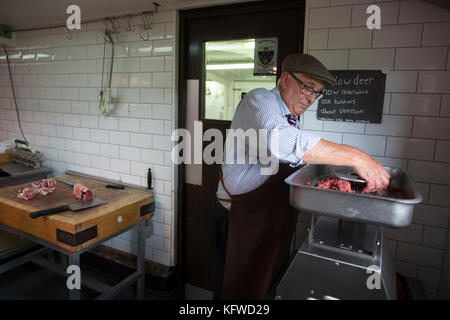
[0,10,175,267]
[304,0,450,297]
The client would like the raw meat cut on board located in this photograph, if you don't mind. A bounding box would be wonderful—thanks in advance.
[73,183,94,201]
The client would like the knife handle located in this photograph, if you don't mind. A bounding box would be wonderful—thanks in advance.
[106,184,125,189]
[30,205,71,219]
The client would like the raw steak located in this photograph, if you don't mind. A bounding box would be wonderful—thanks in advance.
[73,183,94,201]
[17,187,39,200]
[32,179,56,188]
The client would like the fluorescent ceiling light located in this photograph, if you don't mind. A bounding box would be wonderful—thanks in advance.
[206,63,254,70]
[206,42,255,51]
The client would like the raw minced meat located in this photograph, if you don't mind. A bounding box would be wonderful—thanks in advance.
[316,177,355,193]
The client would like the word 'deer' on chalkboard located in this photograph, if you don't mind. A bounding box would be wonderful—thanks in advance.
[317,70,386,123]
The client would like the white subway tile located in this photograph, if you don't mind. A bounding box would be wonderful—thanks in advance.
[395,47,447,70]
[40,124,56,136]
[119,118,140,132]
[140,56,165,72]
[53,75,70,87]
[34,135,49,147]
[422,226,447,249]
[141,88,164,103]
[351,2,399,26]
[80,115,98,128]
[365,115,413,136]
[90,129,109,143]
[316,131,343,144]
[141,119,165,135]
[141,149,165,165]
[323,120,364,133]
[130,133,152,148]
[100,143,119,158]
[302,111,323,131]
[118,88,140,103]
[308,29,328,50]
[152,165,171,181]
[57,150,74,163]
[328,27,372,49]
[152,72,172,88]
[310,0,329,8]
[399,0,450,24]
[373,156,406,171]
[418,71,450,94]
[64,139,82,153]
[385,71,418,93]
[129,103,152,118]
[390,93,441,116]
[73,153,91,166]
[91,155,110,170]
[99,117,118,130]
[153,135,172,151]
[119,146,141,161]
[385,224,423,244]
[415,182,430,204]
[39,100,55,112]
[116,58,140,73]
[130,161,150,177]
[111,158,131,174]
[63,114,80,127]
[373,24,422,48]
[413,117,450,140]
[422,22,450,46]
[56,126,72,139]
[152,39,173,56]
[435,140,450,163]
[82,141,99,155]
[413,204,450,228]
[395,261,418,279]
[429,184,450,207]
[129,73,151,87]
[62,87,79,100]
[386,137,434,161]
[128,42,153,57]
[409,160,450,185]
[308,50,349,70]
[78,60,97,74]
[343,133,386,156]
[164,89,172,104]
[348,48,395,70]
[152,249,170,266]
[108,103,129,117]
[441,95,450,116]
[417,267,441,290]
[397,242,443,269]
[109,131,130,145]
[164,56,173,72]
[71,101,89,114]
[309,6,352,29]
[152,104,172,120]
[72,127,90,141]
[79,88,98,101]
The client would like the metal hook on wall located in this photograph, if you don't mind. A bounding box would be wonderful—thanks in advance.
[125,14,135,32]
[139,13,150,41]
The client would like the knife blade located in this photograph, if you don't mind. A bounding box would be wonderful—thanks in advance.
[30,198,107,219]
[55,178,75,187]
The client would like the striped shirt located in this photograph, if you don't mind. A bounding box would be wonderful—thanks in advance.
[216,87,322,210]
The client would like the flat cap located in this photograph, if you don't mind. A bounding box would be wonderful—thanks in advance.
[281,53,336,86]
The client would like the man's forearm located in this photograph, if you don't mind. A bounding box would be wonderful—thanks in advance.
[302,139,366,167]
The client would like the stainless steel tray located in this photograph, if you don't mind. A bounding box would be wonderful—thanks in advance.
[285,165,423,228]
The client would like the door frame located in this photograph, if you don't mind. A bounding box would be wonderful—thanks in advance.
[176,0,306,298]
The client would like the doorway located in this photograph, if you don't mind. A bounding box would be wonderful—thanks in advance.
[177,0,306,297]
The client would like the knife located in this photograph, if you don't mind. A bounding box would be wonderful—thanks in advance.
[30,198,107,219]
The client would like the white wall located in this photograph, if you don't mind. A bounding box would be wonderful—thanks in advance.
[300,0,450,299]
[0,10,176,267]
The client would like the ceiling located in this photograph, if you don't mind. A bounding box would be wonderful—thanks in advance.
[0,0,249,31]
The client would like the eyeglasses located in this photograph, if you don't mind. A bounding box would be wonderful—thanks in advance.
[287,71,323,99]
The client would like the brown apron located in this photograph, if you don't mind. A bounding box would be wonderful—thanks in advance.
[219,163,298,299]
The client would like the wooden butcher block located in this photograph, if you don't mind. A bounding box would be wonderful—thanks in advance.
[0,172,154,253]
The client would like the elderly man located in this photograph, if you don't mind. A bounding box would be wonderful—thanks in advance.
[211,53,390,300]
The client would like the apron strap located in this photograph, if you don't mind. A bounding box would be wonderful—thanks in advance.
[217,169,232,202]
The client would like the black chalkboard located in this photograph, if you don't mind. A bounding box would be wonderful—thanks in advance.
[317,70,386,123]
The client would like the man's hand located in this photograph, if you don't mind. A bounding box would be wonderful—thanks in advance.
[303,139,390,192]
[352,152,390,193]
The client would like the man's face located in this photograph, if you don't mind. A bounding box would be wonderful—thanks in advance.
[279,71,325,117]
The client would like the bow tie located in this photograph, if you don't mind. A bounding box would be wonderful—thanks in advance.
[285,114,297,127]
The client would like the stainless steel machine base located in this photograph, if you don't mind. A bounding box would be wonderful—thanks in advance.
[276,216,397,300]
